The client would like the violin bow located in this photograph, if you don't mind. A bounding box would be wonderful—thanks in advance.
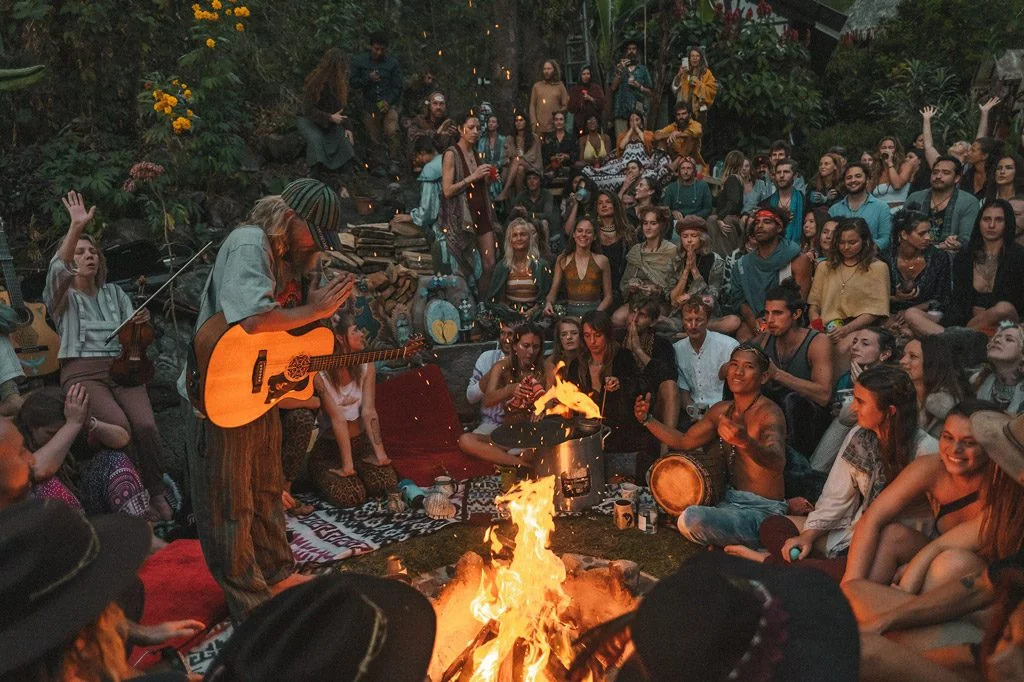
[104,241,214,344]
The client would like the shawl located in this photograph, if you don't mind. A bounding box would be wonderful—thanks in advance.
[733,240,801,316]
[839,427,889,510]
[623,240,678,293]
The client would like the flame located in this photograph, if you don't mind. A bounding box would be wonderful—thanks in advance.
[531,362,601,420]
[468,477,571,680]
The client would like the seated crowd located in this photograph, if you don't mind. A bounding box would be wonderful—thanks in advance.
[2,32,1024,682]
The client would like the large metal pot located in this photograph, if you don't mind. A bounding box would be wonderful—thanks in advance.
[530,424,610,513]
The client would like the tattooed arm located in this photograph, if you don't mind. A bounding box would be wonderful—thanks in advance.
[863,569,995,635]
[360,363,391,465]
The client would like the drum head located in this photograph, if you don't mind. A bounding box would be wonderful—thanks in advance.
[424,299,460,345]
[649,454,709,516]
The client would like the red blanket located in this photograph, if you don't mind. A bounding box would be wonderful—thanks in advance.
[377,364,493,485]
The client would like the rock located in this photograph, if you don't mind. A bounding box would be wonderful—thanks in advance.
[261,133,303,163]
[204,195,246,230]
[103,218,152,246]
[240,144,263,172]
[174,265,212,311]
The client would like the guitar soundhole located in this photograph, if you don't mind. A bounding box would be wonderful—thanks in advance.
[285,353,310,381]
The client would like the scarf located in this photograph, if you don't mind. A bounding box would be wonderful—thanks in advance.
[735,240,800,316]
[839,427,889,508]
[625,241,677,291]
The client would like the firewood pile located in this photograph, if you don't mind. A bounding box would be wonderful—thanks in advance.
[329,221,433,276]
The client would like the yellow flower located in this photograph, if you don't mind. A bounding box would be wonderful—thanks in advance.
[211,0,222,8]
[171,79,179,85]
[187,109,195,118]
[192,3,200,10]
[172,116,192,134]
[235,22,244,31]
[152,90,162,99]
[225,7,233,15]
[235,6,249,16]
[206,38,216,48]
[184,89,192,99]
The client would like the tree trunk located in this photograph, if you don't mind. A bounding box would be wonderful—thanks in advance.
[648,0,675,130]
[491,0,520,125]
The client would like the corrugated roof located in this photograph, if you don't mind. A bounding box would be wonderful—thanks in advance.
[842,0,902,32]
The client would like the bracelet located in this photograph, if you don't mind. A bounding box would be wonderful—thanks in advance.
[641,413,651,425]
[88,417,99,432]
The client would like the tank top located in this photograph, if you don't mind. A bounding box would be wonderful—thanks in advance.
[318,370,363,422]
[763,329,818,381]
[506,263,539,304]
[582,135,607,161]
[562,254,602,303]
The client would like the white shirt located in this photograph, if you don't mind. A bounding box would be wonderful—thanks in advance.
[806,426,938,557]
[467,347,506,426]
[673,331,738,409]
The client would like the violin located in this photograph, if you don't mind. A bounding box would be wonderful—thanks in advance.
[110,276,156,387]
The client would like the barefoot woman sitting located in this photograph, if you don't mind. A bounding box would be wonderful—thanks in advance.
[308,311,396,508]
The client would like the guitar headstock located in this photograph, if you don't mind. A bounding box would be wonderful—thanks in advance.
[402,334,426,357]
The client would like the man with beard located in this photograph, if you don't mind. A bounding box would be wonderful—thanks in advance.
[753,281,834,460]
[764,158,805,243]
[662,156,712,222]
[635,343,788,548]
[904,155,980,253]
[653,101,704,166]
[829,162,894,250]
[186,179,354,622]
[406,91,459,169]
[728,206,813,340]
[609,40,652,138]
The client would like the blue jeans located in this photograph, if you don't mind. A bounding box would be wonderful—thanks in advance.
[677,488,788,547]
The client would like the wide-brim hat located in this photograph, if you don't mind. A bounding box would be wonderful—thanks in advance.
[0,498,151,674]
[281,178,342,251]
[618,552,859,682]
[972,410,1024,485]
[206,573,436,682]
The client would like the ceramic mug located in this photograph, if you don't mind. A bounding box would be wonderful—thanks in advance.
[619,482,639,502]
[434,475,459,497]
[614,499,635,530]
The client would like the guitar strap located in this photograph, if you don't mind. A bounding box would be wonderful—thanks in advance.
[185,270,215,411]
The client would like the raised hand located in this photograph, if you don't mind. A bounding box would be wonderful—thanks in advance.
[978,96,1001,113]
[64,383,90,426]
[62,191,96,230]
[919,105,937,120]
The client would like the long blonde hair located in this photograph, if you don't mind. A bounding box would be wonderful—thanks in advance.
[503,218,541,269]
[247,195,294,293]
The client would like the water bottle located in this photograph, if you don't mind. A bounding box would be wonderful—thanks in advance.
[397,479,426,509]
[458,298,474,341]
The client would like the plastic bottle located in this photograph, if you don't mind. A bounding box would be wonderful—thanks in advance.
[397,479,426,509]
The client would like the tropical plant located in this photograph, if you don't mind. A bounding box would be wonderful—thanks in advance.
[868,60,974,146]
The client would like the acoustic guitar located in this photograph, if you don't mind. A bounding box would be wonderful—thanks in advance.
[189,311,425,428]
[0,216,61,377]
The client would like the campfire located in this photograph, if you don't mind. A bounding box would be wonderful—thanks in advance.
[429,477,640,681]
[531,362,601,420]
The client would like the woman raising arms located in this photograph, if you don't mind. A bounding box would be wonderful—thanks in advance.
[44,191,173,520]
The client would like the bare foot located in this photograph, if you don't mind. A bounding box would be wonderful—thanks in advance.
[328,467,357,478]
[723,545,770,562]
[282,489,298,510]
[362,455,392,467]
[269,572,315,596]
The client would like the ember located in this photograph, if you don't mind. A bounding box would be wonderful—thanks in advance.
[532,362,601,420]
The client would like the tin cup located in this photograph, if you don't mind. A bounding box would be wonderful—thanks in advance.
[613,499,635,530]
[433,475,459,497]
[619,482,639,504]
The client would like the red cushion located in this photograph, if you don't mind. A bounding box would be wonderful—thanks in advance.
[377,365,493,485]
[129,540,226,667]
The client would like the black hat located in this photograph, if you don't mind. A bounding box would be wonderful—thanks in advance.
[618,553,859,682]
[0,498,151,675]
[205,573,436,682]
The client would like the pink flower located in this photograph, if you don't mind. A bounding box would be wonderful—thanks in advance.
[128,161,165,182]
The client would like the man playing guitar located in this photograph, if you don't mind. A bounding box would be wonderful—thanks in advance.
[187,178,353,623]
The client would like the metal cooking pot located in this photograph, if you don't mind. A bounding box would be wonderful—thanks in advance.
[530,424,610,513]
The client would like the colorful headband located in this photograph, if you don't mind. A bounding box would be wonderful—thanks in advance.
[753,208,782,225]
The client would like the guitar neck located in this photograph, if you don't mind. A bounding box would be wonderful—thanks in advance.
[310,347,406,372]
[0,219,24,310]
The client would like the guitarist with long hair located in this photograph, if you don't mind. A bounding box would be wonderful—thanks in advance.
[44,191,174,521]
[186,178,353,623]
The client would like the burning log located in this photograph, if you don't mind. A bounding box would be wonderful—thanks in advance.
[441,620,498,682]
